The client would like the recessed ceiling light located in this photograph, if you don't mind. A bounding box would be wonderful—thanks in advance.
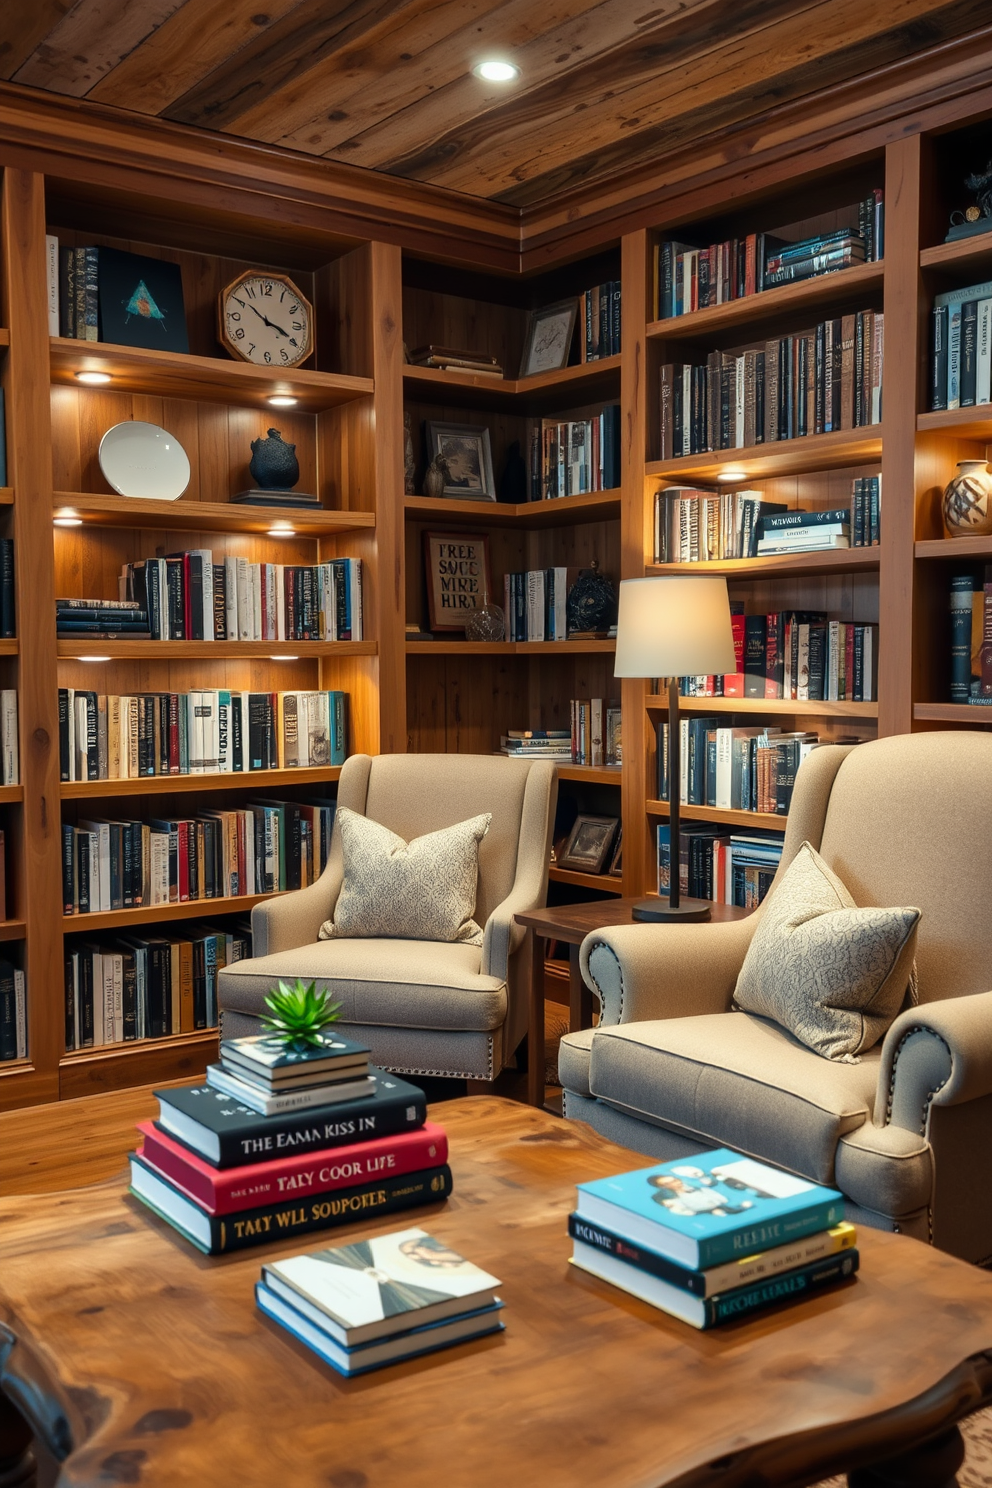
[269,654,299,661]
[717,468,748,483]
[74,370,111,385]
[267,523,296,537]
[268,395,298,408]
[473,60,520,82]
[78,655,110,662]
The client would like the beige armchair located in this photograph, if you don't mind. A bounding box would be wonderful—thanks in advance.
[219,753,558,1085]
[560,733,992,1262]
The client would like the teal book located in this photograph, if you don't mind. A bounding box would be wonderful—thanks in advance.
[576,1148,844,1270]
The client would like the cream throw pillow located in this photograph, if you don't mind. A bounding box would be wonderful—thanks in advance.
[318,807,491,946]
[734,841,920,1060]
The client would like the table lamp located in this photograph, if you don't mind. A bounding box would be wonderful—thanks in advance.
[614,575,736,923]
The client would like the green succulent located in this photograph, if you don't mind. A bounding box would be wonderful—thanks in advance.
[260,978,343,1048]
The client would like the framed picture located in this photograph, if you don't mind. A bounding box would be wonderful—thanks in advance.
[558,814,619,875]
[609,826,623,877]
[426,421,496,501]
[519,298,578,378]
[423,530,495,632]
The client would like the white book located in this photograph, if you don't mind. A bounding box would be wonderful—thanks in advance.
[590,698,604,768]
[273,564,285,641]
[350,560,363,642]
[236,558,251,640]
[978,299,992,405]
[552,568,568,641]
[796,625,812,701]
[14,967,27,1060]
[111,952,124,1043]
[735,356,746,448]
[1,690,17,786]
[198,691,218,772]
[525,570,545,642]
[46,234,59,336]
[862,626,877,703]
[681,365,692,456]
[149,831,170,906]
[191,691,206,774]
[80,820,111,913]
[251,563,263,640]
[827,621,842,702]
[88,949,105,1045]
[679,717,690,803]
[223,556,238,639]
[714,728,734,809]
[99,953,115,1043]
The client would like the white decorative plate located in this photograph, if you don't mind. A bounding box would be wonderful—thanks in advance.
[98,421,191,500]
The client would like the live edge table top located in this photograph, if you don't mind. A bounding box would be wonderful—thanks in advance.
[2,1097,992,1488]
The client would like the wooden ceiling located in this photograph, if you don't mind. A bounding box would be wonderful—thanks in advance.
[2,0,988,208]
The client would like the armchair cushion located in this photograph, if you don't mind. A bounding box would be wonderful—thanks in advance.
[218,939,506,1033]
[587,1011,880,1185]
[318,808,491,947]
[734,841,920,1060]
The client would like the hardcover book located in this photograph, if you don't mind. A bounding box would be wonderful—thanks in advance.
[205,1062,376,1116]
[220,1030,371,1084]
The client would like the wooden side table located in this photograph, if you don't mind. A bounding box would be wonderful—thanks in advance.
[514,899,751,1107]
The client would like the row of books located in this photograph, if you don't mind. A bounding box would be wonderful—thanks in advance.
[929,279,992,410]
[578,281,622,361]
[92,555,364,642]
[0,958,26,1061]
[570,1147,857,1330]
[657,824,784,907]
[674,605,878,703]
[657,720,824,816]
[63,923,251,1049]
[659,311,883,459]
[655,200,883,320]
[49,239,190,351]
[61,798,336,915]
[530,406,621,499]
[950,569,992,702]
[499,700,622,767]
[58,689,349,781]
[652,478,881,564]
[502,568,573,641]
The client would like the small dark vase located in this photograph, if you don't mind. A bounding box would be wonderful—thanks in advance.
[249,428,299,490]
[566,559,618,636]
[499,439,528,503]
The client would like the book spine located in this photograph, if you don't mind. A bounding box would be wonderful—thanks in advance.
[708,1249,859,1326]
[696,1198,846,1267]
[950,575,975,702]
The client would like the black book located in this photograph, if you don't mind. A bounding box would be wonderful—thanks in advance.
[0,960,15,1061]
[753,350,765,444]
[0,540,14,638]
[719,360,732,449]
[119,947,138,1040]
[155,1068,429,1167]
[75,829,91,916]
[961,300,978,408]
[107,821,123,909]
[931,304,949,411]
[814,323,826,434]
[212,563,227,641]
[97,246,189,354]
[807,623,827,701]
[188,553,204,641]
[85,692,99,781]
[58,689,71,782]
[59,246,75,338]
[64,951,76,1053]
[796,336,809,438]
[231,694,244,773]
[247,694,268,771]
[192,934,208,1029]
[79,947,95,1045]
[61,822,75,913]
[165,557,185,639]
[743,616,767,697]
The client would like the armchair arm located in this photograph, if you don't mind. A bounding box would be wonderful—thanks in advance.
[876,990,992,1135]
[580,915,759,1027]
[250,857,343,957]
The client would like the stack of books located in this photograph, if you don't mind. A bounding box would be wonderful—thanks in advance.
[56,597,149,639]
[500,730,572,761]
[762,227,866,288]
[410,345,503,378]
[500,701,621,766]
[653,477,880,563]
[255,1226,503,1375]
[570,1148,857,1329]
[129,1037,451,1255]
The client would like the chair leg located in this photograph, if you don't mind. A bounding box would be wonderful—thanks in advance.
[465,1080,497,1096]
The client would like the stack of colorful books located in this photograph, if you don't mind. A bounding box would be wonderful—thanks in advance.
[129,1031,451,1254]
[255,1226,504,1375]
[569,1148,857,1329]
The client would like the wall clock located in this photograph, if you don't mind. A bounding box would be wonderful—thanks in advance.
[218,271,314,368]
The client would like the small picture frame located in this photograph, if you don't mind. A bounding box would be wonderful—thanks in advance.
[423,530,495,632]
[426,421,496,501]
[519,298,578,378]
[558,814,619,875]
[608,826,623,878]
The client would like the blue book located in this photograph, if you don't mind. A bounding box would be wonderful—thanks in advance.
[576,1149,845,1270]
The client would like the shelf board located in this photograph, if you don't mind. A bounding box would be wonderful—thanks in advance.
[60,1029,217,1069]
[914,703,992,723]
[63,890,278,934]
[0,920,25,941]
[50,339,373,413]
[645,798,786,832]
[646,694,878,718]
[61,765,342,799]
[647,547,879,579]
[646,427,882,482]
[915,535,992,560]
[57,639,376,660]
[403,488,621,529]
[402,355,621,408]
[406,639,615,655]
[53,493,375,537]
[0,489,12,506]
[917,407,992,439]
[0,786,23,804]
[920,237,992,273]
[0,640,18,657]
[554,764,623,784]
[59,1028,219,1100]
[548,865,623,893]
[0,330,8,348]
[647,260,885,340]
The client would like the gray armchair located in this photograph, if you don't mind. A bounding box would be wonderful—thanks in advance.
[219,753,558,1085]
[560,733,992,1262]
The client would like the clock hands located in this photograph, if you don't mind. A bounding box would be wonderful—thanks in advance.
[244,300,298,344]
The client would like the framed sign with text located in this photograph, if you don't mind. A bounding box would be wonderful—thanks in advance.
[423,530,494,632]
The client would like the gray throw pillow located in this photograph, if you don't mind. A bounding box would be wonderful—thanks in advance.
[733,841,920,1060]
[318,807,491,946]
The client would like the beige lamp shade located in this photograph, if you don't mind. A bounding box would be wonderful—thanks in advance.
[614,575,736,678]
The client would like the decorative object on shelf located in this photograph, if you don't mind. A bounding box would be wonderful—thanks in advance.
[465,601,505,642]
[615,575,736,923]
[558,814,619,875]
[426,421,496,500]
[97,421,191,501]
[423,530,494,632]
[249,427,300,490]
[499,439,528,504]
[403,413,416,495]
[218,271,313,367]
[566,560,618,637]
[411,345,503,377]
[93,246,189,353]
[946,162,992,243]
[422,454,449,501]
[519,298,578,377]
[260,979,342,1049]
[609,827,623,878]
[942,461,992,536]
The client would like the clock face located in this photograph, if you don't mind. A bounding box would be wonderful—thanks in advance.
[221,274,313,368]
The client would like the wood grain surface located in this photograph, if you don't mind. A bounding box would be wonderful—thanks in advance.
[2,1096,992,1487]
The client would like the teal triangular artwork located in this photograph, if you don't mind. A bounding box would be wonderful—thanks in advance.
[123,280,168,328]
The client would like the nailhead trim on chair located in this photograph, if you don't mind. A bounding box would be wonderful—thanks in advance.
[219,1016,495,1081]
[585,938,623,1023]
[884,1024,953,1135]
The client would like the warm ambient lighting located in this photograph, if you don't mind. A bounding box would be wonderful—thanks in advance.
[473,60,520,81]
[270,655,299,661]
[77,655,111,662]
[268,395,298,408]
[717,468,748,483]
[74,370,111,385]
[53,512,82,526]
[268,523,296,537]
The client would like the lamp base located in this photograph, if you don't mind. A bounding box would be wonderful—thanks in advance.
[631,897,712,924]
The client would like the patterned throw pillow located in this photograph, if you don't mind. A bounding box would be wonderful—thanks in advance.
[318,808,491,946]
[733,841,920,1060]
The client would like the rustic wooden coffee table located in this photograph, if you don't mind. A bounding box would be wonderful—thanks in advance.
[2,1096,991,1488]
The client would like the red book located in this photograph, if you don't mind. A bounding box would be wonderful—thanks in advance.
[135,1119,449,1216]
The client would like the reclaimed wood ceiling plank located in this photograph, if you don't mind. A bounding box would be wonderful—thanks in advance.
[13,0,190,97]
[0,1,75,81]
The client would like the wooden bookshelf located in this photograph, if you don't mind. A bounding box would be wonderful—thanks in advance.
[646,260,885,340]
[647,696,879,719]
[62,891,280,935]
[646,428,883,483]
[54,494,376,538]
[645,800,785,832]
[61,766,342,799]
[915,536,992,560]
[57,640,377,659]
[548,865,622,893]
[914,703,992,723]
[647,548,879,579]
[403,489,621,529]
[406,639,616,655]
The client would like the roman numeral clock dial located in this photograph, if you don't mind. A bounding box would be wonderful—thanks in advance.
[218,271,314,369]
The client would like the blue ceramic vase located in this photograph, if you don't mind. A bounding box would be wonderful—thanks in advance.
[249,428,299,490]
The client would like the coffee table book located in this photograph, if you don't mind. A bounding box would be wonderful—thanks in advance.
[206,1061,376,1115]
[220,1030,371,1085]
[136,1119,448,1214]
